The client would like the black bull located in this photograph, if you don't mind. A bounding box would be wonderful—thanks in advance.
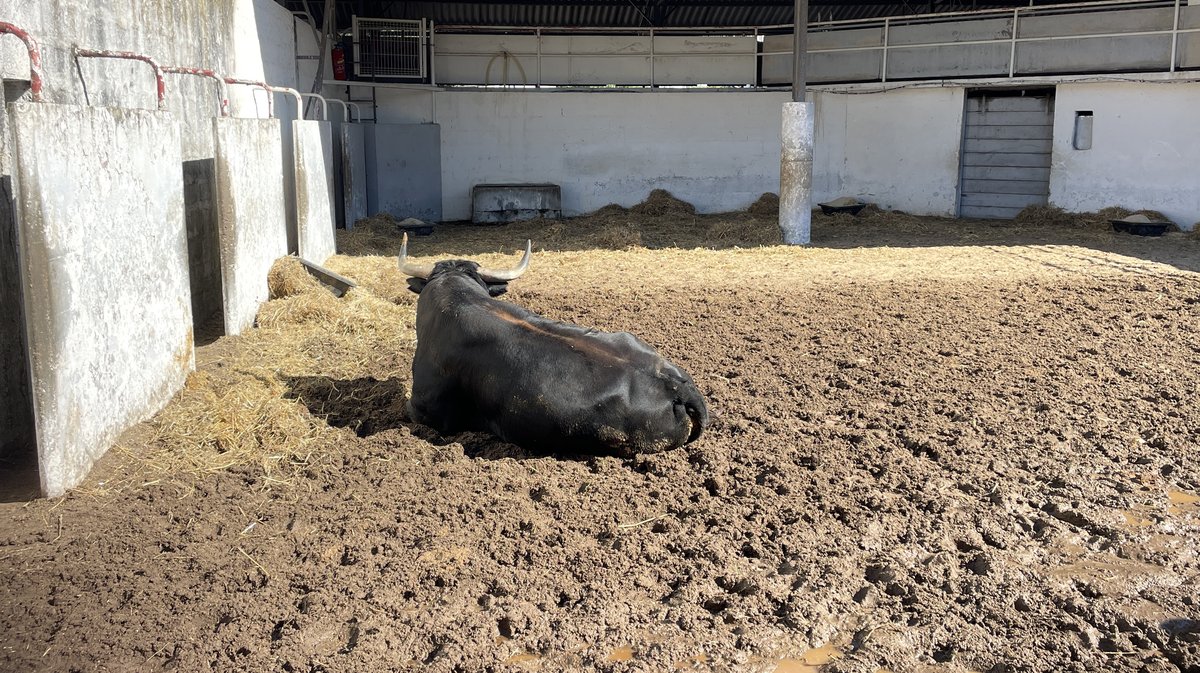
[399,236,708,456]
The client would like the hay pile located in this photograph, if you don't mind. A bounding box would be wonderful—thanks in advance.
[1014,204,1176,229]
[747,192,779,217]
[104,256,418,493]
[629,189,696,217]
[338,213,405,256]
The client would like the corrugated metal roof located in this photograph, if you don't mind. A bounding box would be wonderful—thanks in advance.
[279,0,1117,30]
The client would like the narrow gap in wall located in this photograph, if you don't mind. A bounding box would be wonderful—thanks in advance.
[182,159,226,347]
[0,174,40,502]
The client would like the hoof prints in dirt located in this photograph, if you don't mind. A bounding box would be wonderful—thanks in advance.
[3,222,1200,673]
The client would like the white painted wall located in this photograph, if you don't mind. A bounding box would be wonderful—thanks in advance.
[813,87,965,215]
[1050,81,1200,229]
[0,0,301,157]
[0,0,311,495]
[11,104,193,497]
[415,90,791,220]
[377,87,967,220]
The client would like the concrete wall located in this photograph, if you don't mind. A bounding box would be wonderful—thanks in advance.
[0,0,306,158]
[0,0,314,495]
[1049,81,1200,229]
[214,117,289,335]
[377,88,968,219]
[813,87,965,216]
[378,90,791,220]
[10,104,193,498]
[294,120,336,263]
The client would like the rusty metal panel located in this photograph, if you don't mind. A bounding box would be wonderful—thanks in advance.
[8,102,192,497]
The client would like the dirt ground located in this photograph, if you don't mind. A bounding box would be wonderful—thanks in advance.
[3,204,1200,673]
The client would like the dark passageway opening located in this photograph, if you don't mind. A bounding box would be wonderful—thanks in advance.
[0,175,39,501]
[183,158,225,346]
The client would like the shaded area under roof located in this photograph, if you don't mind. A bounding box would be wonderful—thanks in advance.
[278,0,1119,30]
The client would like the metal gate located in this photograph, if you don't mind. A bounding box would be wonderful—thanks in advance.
[958,90,1055,219]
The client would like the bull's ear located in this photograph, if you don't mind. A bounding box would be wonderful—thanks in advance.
[407,278,428,294]
[485,282,509,297]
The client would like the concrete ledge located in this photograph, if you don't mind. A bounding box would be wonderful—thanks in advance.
[10,103,193,497]
[472,183,562,224]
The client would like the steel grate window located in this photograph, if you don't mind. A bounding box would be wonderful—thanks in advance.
[353,17,427,79]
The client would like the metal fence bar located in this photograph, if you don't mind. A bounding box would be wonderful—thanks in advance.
[73,47,166,110]
[1009,7,1019,77]
[0,21,45,102]
[299,92,328,119]
[161,65,229,116]
[650,28,656,87]
[327,97,350,122]
[224,77,274,118]
[1170,0,1181,71]
[882,18,890,82]
[430,0,1195,87]
[265,85,303,118]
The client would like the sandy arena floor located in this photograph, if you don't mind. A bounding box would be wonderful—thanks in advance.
[2,206,1199,673]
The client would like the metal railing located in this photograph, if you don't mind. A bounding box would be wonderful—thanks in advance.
[761,0,1199,82]
[0,21,44,101]
[430,0,1198,87]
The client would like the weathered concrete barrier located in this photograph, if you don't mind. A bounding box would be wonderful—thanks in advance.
[471,183,562,224]
[213,116,288,335]
[293,119,335,263]
[9,103,193,497]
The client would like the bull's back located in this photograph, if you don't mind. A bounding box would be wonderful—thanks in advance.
[410,295,705,455]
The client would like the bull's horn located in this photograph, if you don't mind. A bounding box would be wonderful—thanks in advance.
[478,240,532,282]
[397,233,434,279]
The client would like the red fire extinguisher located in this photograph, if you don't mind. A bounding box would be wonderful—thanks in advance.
[332,42,347,80]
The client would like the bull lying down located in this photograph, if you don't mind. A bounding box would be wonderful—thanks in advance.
[398,235,708,457]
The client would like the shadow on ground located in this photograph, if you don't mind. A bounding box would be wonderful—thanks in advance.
[283,375,410,438]
[283,375,610,463]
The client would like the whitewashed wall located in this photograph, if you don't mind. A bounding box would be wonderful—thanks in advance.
[1050,81,1200,229]
[0,0,303,156]
[813,87,965,216]
[0,0,307,495]
[380,89,788,219]
[377,86,968,220]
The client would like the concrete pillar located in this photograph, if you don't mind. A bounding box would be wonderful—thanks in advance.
[780,100,815,245]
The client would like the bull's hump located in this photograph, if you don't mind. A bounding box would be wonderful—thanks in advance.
[485,305,636,365]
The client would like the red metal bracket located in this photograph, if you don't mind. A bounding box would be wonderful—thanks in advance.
[162,66,229,116]
[0,21,45,102]
[73,47,167,111]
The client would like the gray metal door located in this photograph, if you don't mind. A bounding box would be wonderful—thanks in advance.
[959,92,1054,219]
